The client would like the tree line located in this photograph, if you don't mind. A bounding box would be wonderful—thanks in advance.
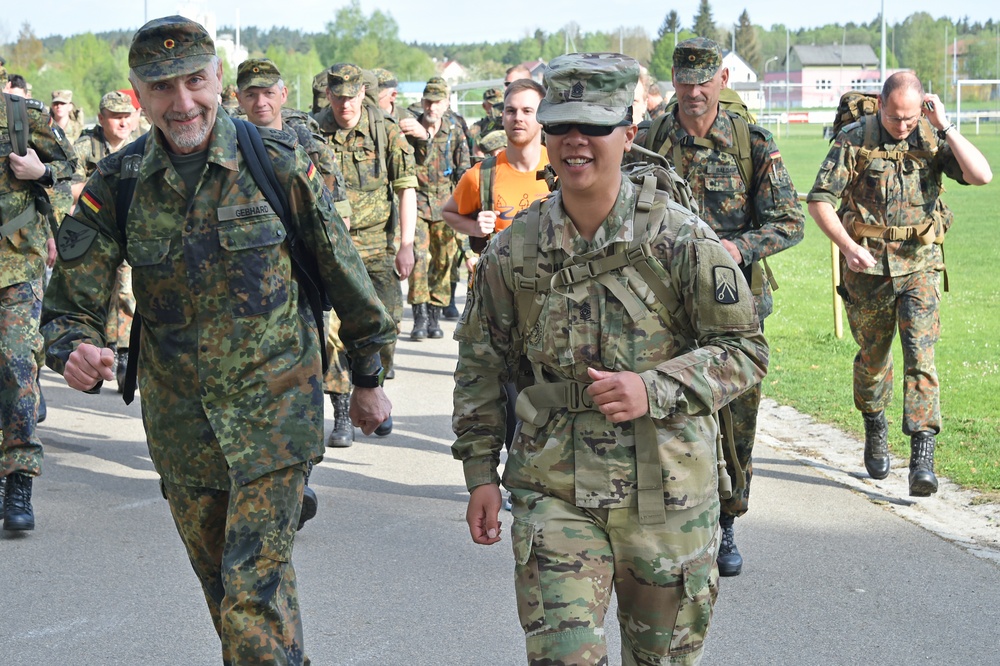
[2,0,997,120]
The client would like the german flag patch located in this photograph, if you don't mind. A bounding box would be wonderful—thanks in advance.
[769,149,781,161]
[81,190,102,214]
[307,162,317,180]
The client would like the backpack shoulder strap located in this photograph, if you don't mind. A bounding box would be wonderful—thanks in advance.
[4,92,30,157]
[510,197,545,354]
[644,111,672,156]
[115,133,148,242]
[479,155,497,213]
[728,112,754,197]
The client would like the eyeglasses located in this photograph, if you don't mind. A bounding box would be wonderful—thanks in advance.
[542,121,629,137]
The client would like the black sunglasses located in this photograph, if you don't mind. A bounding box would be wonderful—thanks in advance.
[542,120,630,136]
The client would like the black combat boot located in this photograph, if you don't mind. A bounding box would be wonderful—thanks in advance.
[908,431,938,497]
[298,461,318,531]
[37,369,47,424]
[3,473,35,531]
[862,411,890,480]
[442,281,460,320]
[0,476,6,516]
[375,416,393,436]
[410,303,429,340]
[427,305,444,339]
[717,514,743,577]
[116,348,129,394]
[327,393,354,448]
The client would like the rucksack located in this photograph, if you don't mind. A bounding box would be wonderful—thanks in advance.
[831,90,879,141]
[506,167,742,519]
[2,93,57,242]
[114,118,331,403]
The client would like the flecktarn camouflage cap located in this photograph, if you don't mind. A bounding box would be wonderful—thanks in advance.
[478,129,507,153]
[423,76,449,101]
[100,91,136,113]
[673,37,723,84]
[129,16,217,83]
[327,63,364,97]
[237,59,282,90]
[537,53,639,125]
[373,68,398,90]
[483,87,504,106]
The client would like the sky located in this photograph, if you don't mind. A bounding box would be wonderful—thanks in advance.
[1,0,996,46]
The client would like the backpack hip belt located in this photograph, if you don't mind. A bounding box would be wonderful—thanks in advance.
[846,215,941,246]
[0,200,36,241]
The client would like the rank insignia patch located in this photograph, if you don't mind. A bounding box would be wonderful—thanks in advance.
[56,215,99,263]
[713,266,739,304]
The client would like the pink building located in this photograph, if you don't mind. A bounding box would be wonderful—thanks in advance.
[764,44,901,109]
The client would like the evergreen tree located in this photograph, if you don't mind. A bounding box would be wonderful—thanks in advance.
[735,10,762,72]
[693,0,718,44]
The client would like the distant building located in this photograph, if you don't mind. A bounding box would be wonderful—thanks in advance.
[437,60,468,85]
[763,44,903,108]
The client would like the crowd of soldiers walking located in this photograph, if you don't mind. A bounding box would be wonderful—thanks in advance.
[1,16,992,666]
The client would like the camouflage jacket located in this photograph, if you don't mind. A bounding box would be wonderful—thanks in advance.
[407,113,470,221]
[452,178,768,510]
[467,115,502,147]
[280,108,352,221]
[1,94,76,289]
[648,99,668,121]
[636,109,805,319]
[42,112,395,489]
[73,124,136,180]
[807,115,965,276]
[312,105,417,255]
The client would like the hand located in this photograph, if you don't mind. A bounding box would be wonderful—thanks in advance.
[349,386,392,435]
[46,237,57,267]
[466,483,503,545]
[465,255,477,274]
[398,117,427,139]
[474,210,498,237]
[842,244,876,272]
[64,342,115,391]
[922,93,948,130]
[720,239,743,265]
[8,149,47,181]
[586,367,650,423]
[394,242,415,280]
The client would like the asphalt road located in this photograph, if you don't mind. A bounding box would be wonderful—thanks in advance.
[3,312,998,665]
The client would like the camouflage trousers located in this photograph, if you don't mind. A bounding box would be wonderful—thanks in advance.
[842,269,941,435]
[162,464,310,666]
[104,262,135,348]
[0,281,44,477]
[720,381,761,519]
[509,490,719,666]
[408,217,457,307]
[322,308,350,395]
[364,250,401,374]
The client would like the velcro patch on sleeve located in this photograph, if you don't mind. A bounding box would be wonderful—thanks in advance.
[56,214,100,263]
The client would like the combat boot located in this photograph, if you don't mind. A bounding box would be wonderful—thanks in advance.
[327,393,354,448]
[410,303,429,340]
[908,431,939,497]
[116,348,129,394]
[442,281,460,320]
[3,473,35,531]
[862,411,890,480]
[298,461,318,531]
[717,514,743,577]
[427,305,444,339]
[0,476,6,516]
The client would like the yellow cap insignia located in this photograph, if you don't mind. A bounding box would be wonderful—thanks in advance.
[688,54,696,62]
[164,39,175,49]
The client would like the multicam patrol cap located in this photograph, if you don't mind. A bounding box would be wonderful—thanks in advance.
[237,58,282,90]
[423,76,449,102]
[478,129,508,154]
[51,90,73,104]
[327,63,364,97]
[673,37,723,85]
[537,52,639,126]
[129,15,217,83]
[373,67,398,90]
[100,91,136,113]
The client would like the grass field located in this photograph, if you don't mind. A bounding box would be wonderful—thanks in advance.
[762,129,1000,495]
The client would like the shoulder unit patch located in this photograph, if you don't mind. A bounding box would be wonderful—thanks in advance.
[713,265,739,304]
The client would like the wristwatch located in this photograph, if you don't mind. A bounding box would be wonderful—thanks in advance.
[352,365,386,389]
[937,123,957,140]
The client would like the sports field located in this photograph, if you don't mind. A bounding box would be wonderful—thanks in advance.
[763,126,1000,495]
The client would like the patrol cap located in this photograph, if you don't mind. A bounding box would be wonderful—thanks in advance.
[327,63,364,97]
[237,58,282,90]
[536,52,639,126]
[129,15,217,83]
[673,37,723,85]
[483,87,503,106]
[100,91,136,114]
[373,67,398,90]
[51,90,73,104]
[478,129,507,154]
[423,76,449,102]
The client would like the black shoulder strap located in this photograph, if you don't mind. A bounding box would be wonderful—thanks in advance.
[4,93,30,157]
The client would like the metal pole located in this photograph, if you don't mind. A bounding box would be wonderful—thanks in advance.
[785,28,790,136]
[880,0,886,83]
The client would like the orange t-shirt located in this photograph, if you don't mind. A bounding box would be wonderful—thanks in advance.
[451,147,550,233]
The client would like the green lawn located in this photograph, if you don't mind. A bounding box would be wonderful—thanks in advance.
[763,131,1000,494]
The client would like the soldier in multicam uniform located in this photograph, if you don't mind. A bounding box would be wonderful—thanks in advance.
[69,91,140,389]
[807,71,992,497]
[399,77,470,340]
[41,17,394,664]
[49,89,84,143]
[453,53,768,666]
[634,37,804,577]
[313,63,417,438]
[1,62,76,532]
